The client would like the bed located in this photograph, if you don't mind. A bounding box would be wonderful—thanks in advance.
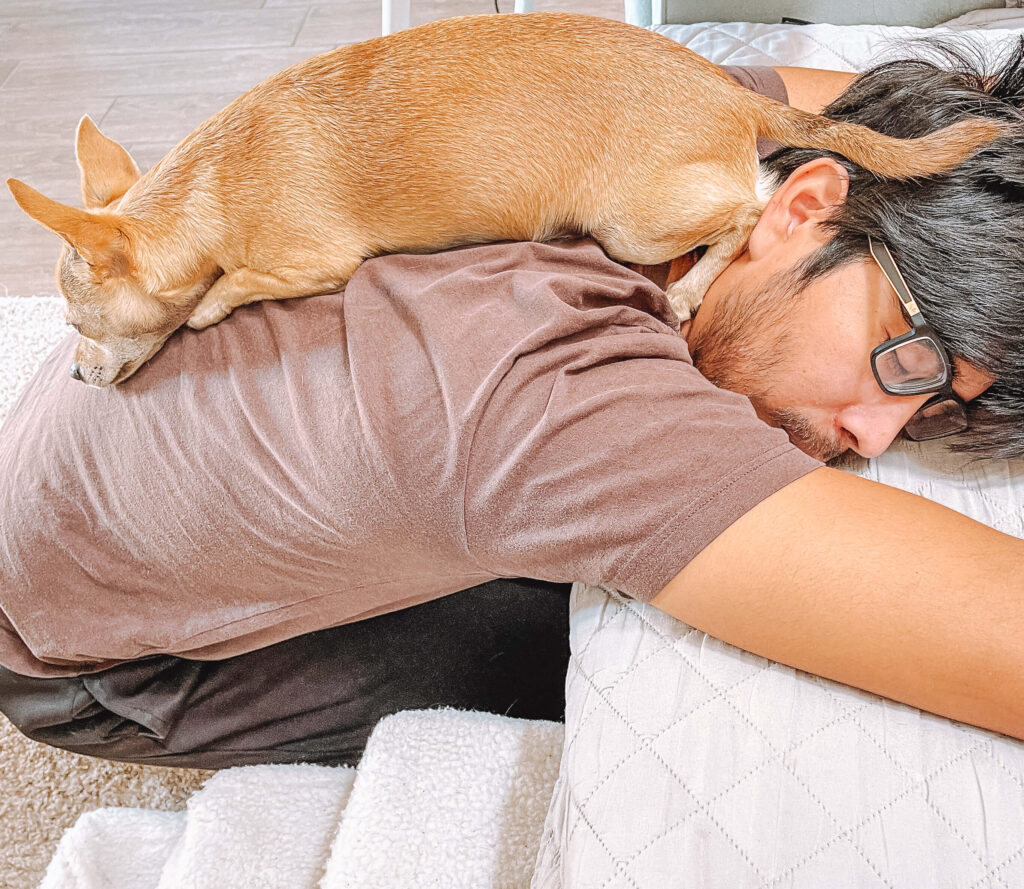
[380,0,1022,35]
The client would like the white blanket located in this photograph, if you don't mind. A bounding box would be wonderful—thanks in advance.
[40,709,563,889]
[653,19,1024,71]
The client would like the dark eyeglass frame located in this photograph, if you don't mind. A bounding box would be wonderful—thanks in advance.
[866,236,968,441]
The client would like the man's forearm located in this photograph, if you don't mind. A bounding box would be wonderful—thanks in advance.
[773,66,859,113]
[653,467,1024,740]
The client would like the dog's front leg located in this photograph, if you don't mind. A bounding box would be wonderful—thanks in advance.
[186,266,355,330]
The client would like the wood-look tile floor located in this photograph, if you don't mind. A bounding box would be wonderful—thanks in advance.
[0,0,624,297]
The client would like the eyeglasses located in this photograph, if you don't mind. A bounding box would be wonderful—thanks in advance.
[867,237,969,441]
[867,238,969,441]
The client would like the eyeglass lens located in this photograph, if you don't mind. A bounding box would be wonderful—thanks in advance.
[875,337,947,394]
[903,396,969,441]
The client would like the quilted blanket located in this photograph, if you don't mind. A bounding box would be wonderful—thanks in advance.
[653,19,1024,71]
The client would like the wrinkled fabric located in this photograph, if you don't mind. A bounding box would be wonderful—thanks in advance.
[0,235,818,677]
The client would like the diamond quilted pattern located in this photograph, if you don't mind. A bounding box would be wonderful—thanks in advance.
[624,810,760,888]
[767,841,884,889]
[709,762,847,874]
[920,748,1024,866]
[652,22,1020,74]
[852,792,994,887]
[725,668,873,752]
[533,580,1024,889]
[758,716,913,834]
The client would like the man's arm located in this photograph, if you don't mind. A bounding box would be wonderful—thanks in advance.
[652,466,1024,740]
[772,66,858,113]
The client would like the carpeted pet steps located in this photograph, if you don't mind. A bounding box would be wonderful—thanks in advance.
[40,708,564,889]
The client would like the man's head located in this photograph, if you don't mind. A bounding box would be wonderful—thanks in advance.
[686,38,1024,463]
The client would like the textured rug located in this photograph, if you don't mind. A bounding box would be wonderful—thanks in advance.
[0,296,213,889]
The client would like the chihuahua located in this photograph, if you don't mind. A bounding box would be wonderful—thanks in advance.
[8,12,1001,386]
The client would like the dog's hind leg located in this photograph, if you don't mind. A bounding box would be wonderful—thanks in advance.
[186,261,363,330]
[663,203,763,321]
[594,162,765,321]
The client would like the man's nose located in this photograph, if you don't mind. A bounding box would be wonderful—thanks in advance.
[70,362,83,381]
[838,401,924,459]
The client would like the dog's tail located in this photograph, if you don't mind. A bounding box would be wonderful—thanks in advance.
[749,94,1002,179]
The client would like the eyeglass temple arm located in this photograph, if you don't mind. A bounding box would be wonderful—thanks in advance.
[867,236,925,324]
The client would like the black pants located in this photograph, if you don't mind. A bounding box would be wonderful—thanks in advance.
[0,579,571,770]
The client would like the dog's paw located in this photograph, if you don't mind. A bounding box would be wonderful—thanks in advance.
[186,302,231,330]
[664,279,704,323]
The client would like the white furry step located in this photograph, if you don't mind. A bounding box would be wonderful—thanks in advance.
[319,709,563,889]
[38,709,563,889]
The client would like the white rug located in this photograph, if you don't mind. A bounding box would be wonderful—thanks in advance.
[0,296,67,417]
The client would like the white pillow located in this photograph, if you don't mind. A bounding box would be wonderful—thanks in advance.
[942,9,1024,29]
[532,24,1024,889]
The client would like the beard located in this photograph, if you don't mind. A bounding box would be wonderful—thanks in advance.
[686,265,847,463]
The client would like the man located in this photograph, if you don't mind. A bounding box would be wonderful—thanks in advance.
[0,47,1022,768]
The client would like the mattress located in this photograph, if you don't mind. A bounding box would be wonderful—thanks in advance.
[531,20,1024,889]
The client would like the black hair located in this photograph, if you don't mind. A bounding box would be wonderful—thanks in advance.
[762,37,1024,459]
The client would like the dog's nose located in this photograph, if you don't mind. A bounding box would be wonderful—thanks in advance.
[69,362,83,381]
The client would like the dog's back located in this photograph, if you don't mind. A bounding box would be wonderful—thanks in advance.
[134,13,995,266]
[119,16,781,261]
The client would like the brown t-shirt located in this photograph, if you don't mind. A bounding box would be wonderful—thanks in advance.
[0,66,819,677]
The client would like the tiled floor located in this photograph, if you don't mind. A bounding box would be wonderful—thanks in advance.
[0,0,625,296]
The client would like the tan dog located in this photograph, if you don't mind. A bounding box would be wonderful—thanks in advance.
[7,12,1001,387]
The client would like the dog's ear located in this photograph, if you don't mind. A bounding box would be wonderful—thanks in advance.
[6,178,130,275]
[75,115,140,210]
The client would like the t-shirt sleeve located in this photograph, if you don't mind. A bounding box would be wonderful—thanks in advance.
[720,65,788,106]
[462,246,822,603]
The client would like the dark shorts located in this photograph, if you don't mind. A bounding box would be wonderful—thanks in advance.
[0,578,570,770]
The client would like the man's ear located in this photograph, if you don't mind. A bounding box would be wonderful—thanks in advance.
[75,115,140,210]
[748,158,850,260]
[6,178,130,275]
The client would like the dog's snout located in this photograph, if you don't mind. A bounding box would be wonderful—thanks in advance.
[69,362,83,381]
